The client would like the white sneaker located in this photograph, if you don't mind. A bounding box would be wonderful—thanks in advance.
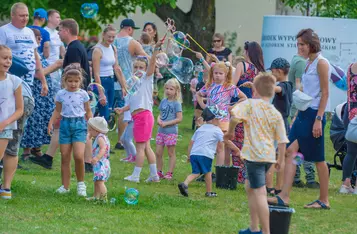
[56,185,70,194]
[124,175,140,183]
[145,175,160,183]
[77,182,87,197]
[339,185,353,194]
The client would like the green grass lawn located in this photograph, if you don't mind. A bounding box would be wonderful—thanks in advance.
[1,106,357,234]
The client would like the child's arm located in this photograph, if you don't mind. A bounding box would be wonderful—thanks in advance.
[0,85,23,132]
[147,40,164,77]
[237,89,247,104]
[274,85,282,94]
[196,52,210,71]
[48,102,62,135]
[161,112,183,128]
[224,139,241,157]
[91,136,107,165]
[84,101,93,120]
[275,143,286,171]
[157,114,163,127]
[187,140,194,162]
[196,92,206,109]
[115,105,130,115]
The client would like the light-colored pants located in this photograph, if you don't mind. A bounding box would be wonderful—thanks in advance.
[120,121,136,157]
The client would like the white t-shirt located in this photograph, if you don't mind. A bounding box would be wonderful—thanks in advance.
[0,74,22,130]
[190,123,224,159]
[129,74,153,113]
[0,23,38,86]
[44,26,64,65]
[55,89,90,118]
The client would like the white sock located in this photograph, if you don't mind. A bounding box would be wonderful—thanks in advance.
[149,164,158,177]
[77,181,85,186]
[132,167,142,178]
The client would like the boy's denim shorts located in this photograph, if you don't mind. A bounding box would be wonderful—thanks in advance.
[245,161,272,189]
[59,117,87,144]
[190,155,213,174]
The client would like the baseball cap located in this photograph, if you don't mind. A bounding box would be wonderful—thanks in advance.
[202,106,228,122]
[268,57,290,70]
[120,19,140,29]
[34,8,48,20]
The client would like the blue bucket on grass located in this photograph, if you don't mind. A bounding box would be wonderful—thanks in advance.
[269,206,295,234]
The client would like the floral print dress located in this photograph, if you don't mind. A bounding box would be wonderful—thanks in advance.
[92,133,111,182]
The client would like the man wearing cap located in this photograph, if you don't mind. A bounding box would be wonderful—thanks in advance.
[113,19,148,150]
[28,8,51,59]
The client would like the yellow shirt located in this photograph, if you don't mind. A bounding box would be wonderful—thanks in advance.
[230,99,289,163]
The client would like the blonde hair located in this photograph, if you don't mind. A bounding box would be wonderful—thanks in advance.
[206,62,233,88]
[0,45,11,53]
[253,72,276,98]
[164,78,182,103]
[212,33,225,46]
[11,2,27,16]
[62,63,84,88]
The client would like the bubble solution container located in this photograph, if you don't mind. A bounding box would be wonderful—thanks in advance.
[215,166,240,190]
[269,206,295,234]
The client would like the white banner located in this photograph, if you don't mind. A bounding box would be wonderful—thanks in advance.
[261,15,357,112]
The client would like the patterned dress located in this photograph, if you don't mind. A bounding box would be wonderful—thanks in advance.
[20,56,55,148]
[92,133,111,182]
[232,62,258,183]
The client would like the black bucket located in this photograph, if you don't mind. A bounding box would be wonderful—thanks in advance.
[269,206,295,234]
[215,166,239,190]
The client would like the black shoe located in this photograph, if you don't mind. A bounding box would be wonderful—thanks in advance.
[306,181,320,189]
[115,142,124,150]
[292,181,305,188]
[178,183,189,197]
[85,163,93,173]
[29,154,53,169]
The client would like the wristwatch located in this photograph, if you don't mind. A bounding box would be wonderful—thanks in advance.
[316,115,322,121]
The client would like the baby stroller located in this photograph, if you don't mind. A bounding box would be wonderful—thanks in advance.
[328,101,357,187]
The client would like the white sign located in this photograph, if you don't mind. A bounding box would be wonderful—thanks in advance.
[261,15,356,112]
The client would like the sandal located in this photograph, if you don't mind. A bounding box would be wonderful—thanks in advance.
[30,148,42,157]
[267,195,289,207]
[274,189,282,195]
[266,187,276,196]
[304,200,330,210]
[205,192,217,197]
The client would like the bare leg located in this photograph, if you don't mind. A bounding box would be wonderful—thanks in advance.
[145,141,156,164]
[72,142,85,182]
[0,139,9,161]
[216,141,224,166]
[3,154,18,189]
[96,180,107,199]
[266,166,274,189]
[135,142,146,167]
[156,144,164,172]
[84,134,92,164]
[245,180,260,232]
[184,174,200,185]
[204,172,212,193]
[253,186,270,234]
[224,144,231,166]
[94,182,99,197]
[315,161,329,205]
[60,144,72,189]
[167,145,176,173]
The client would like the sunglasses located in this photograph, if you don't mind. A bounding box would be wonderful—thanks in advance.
[213,40,221,43]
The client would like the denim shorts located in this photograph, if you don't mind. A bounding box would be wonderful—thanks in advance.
[59,117,87,144]
[114,90,125,108]
[190,155,213,174]
[0,130,13,139]
[245,161,272,189]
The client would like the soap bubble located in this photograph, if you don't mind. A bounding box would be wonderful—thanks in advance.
[124,188,139,205]
[202,27,206,31]
[156,52,169,68]
[87,83,104,109]
[169,57,194,84]
[173,31,186,45]
[181,154,188,163]
[177,135,183,141]
[293,152,304,166]
[167,40,182,58]
[80,3,99,18]
[110,197,117,204]
[88,91,98,109]
[126,71,145,95]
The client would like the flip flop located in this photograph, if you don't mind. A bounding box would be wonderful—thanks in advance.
[304,200,330,210]
[268,195,289,207]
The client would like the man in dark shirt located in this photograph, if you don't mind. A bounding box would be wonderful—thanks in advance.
[59,18,90,88]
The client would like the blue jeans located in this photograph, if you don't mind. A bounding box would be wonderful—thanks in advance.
[97,76,115,121]
[114,89,125,108]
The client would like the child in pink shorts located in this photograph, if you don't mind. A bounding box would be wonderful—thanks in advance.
[156,79,183,180]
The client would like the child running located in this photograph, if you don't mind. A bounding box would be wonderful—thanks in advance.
[226,73,289,234]
[156,78,183,180]
[178,107,240,197]
[87,117,110,202]
[48,63,92,196]
[115,41,163,183]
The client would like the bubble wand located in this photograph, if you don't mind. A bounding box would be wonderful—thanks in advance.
[169,38,197,54]
[186,33,213,59]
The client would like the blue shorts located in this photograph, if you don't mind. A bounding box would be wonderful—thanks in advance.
[190,155,213,174]
[59,117,87,144]
[245,161,272,189]
[114,90,125,108]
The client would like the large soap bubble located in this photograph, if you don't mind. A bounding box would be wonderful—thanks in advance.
[124,188,139,205]
[80,3,99,18]
[167,40,182,58]
[169,57,194,84]
[156,52,169,68]
[173,31,186,45]
[126,70,146,95]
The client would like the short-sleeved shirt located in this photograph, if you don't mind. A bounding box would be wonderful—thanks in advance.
[28,25,50,54]
[272,81,293,118]
[55,89,90,118]
[63,40,91,89]
[0,23,38,86]
[158,98,182,134]
[129,74,153,113]
[208,47,232,62]
[190,123,224,159]
[0,74,22,129]
[44,26,64,65]
[199,83,239,121]
[230,99,289,163]
[288,55,306,91]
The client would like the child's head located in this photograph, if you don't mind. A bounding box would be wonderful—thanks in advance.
[62,63,84,90]
[269,58,290,82]
[88,117,109,137]
[0,45,12,73]
[253,72,276,98]
[164,78,182,103]
[133,56,149,74]
[202,106,227,126]
[140,32,151,45]
[30,28,42,45]
[232,56,245,68]
[207,61,232,87]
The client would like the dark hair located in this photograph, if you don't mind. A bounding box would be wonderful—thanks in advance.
[140,32,151,44]
[47,9,59,17]
[30,28,41,37]
[281,67,290,75]
[244,41,265,72]
[296,28,321,54]
[59,18,78,36]
[143,22,158,43]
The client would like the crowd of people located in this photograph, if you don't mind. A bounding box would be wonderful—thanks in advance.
[1,2,357,234]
